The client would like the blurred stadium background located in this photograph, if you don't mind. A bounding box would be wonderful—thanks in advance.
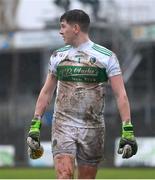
[0,0,155,179]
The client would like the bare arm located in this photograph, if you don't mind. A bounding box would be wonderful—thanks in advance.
[34,73,57,117]
[109,74,131,124]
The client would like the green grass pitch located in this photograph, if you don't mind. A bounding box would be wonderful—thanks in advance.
[0,168,155,179]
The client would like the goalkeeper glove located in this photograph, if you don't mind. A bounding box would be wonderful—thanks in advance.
[28,145,44,159]
[118,122,138,159]
[27,117,43,159]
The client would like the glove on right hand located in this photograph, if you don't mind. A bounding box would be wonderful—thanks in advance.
[27,143,44,159]
[27,118,42,150]
[27,118,43,159]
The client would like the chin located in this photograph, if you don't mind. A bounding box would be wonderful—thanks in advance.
[63,40,67,44]
[65,42,71,45]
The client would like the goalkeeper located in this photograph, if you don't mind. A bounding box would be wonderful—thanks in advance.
[27,9,137,179]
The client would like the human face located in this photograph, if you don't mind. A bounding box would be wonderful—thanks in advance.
[59,20,78,45]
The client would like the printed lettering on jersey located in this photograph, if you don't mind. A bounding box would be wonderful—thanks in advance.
[56,65,108,83]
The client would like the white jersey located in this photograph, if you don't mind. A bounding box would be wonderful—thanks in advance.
[49,40,121,128]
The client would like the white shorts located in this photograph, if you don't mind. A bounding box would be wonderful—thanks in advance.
[51,122,105,166]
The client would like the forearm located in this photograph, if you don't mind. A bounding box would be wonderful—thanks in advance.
[34,73,57,117]
[116,93,131,124]
[34,90,52,117]
[110,75,131,124]
[116,94,138,158]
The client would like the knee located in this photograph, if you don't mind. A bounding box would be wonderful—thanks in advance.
[54,154,75,179]
[78,165,97,179]
[56,169,73,179]
[57,171,73,179]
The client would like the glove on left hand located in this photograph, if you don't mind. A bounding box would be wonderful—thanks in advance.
[118,122,138,159]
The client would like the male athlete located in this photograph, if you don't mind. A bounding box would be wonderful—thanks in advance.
[27,9,138,179]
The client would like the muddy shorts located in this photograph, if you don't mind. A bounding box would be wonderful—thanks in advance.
[51,122,105,166]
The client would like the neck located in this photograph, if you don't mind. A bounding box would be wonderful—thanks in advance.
[72,33,89,48]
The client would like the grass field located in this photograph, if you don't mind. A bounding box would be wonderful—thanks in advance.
[0,168,155,179]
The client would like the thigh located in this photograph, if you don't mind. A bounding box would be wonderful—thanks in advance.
[51,122,77,157]
[51,122,78,178]
[77,127,105,167]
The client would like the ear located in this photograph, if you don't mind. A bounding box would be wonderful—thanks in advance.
[73,24,80,34]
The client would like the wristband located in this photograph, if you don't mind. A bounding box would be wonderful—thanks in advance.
[34,114,42,120]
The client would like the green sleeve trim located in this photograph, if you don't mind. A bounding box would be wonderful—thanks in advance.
[92,44,112,56]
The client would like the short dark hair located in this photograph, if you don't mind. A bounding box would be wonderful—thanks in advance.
[60,9,90,33]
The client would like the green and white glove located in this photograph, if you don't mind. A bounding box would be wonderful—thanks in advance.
[27,117,43,159]
[118,122,138,159]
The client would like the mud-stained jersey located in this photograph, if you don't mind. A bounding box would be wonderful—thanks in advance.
[49,40,121,128]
